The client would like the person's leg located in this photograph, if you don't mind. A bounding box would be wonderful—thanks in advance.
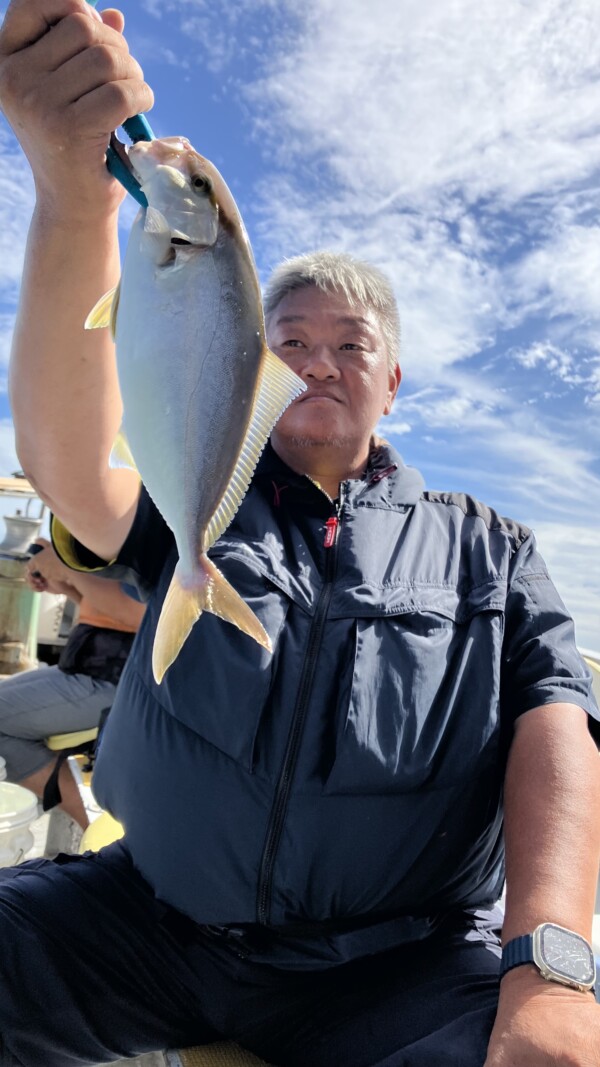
[0,844,222,1067]
[0,667,115,827]
[20,760,89,829]
[223,912,501,1067]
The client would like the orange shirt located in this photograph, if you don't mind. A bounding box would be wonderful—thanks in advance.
[77,594,139,634]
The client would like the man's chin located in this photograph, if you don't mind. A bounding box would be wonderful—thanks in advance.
[281,433,355,450]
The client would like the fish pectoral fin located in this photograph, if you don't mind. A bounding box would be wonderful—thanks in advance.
[84,283,121,340]
[109,427,139,473]
[142,207,173,263]
[144,206,170,235]
[152,556,271,683]
[204,346,307,548]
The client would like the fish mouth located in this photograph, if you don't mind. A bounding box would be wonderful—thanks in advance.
[111,137,194,247]
[109,134,142,184]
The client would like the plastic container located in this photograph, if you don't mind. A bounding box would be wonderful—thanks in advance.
[0,515,43,556]
[0,512,44,675]
[0,781,38,867]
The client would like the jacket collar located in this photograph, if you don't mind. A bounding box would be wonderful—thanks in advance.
[256,438,424,507]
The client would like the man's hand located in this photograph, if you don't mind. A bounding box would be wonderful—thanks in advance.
[0,0,154,223]
[25,536,71,591]
[484,969,600,1066]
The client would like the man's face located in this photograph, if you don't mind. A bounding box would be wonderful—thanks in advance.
[267,286,400,454]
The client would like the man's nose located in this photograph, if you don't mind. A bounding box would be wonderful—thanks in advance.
[302,346,340,379]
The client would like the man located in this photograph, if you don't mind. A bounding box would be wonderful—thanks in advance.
[0,537,144,837]
[0,3,599,1066]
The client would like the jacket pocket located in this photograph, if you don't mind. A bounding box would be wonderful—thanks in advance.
[158,549,291,772]
[324,584,504,795]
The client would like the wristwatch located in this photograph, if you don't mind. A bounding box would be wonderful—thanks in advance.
[500,922,596,993]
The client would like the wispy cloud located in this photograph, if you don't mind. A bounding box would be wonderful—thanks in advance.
[246,0,600,203]
[0,129,35,294]
[0,417,19,477]
[392,377,600,518]
[140,0,292,74]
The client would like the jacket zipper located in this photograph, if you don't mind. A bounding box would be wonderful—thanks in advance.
[256,489,343,925]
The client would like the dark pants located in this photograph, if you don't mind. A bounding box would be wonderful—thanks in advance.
[0,844,501,1067]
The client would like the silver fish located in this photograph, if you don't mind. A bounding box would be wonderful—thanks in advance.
[86,136,306,682]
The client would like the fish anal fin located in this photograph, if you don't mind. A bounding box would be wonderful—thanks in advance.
[152,555,271,684]
[204,347,306,548]
[84,283,121,340]
[109,427,138,473]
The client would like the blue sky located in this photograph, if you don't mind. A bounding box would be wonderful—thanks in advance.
[0,0,599,648]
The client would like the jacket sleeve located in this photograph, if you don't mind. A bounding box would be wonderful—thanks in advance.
[51,485,173,602]
[500,531,600,739]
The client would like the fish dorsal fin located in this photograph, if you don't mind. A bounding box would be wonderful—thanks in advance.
[84,282,121,340]
[109,427,139,473]
[204,347,306,549]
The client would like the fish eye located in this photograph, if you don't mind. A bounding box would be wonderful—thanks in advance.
[191,174,212,196]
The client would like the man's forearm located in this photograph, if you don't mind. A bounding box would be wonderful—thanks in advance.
[502,702,600,943]
[9,207,140,558]
[10,206,121,490]
[65,571,145,630]
[484,703,600,1066]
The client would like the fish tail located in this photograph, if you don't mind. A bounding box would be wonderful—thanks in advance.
[152,555,272,684]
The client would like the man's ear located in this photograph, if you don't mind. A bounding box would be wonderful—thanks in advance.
[383,363,401,416]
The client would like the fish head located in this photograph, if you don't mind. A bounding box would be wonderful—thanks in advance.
[127,137,220,249]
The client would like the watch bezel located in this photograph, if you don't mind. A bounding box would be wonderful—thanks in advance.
[532,922,596,992]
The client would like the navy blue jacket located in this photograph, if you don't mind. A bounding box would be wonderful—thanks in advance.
[54,441,599,964]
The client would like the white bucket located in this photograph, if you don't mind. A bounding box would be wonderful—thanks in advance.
[0,781,38,867]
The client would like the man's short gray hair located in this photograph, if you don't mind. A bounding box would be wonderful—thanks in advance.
[263,251,400,372]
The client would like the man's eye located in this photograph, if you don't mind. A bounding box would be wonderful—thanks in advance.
[282,339,304,348]
[340,343,363,351]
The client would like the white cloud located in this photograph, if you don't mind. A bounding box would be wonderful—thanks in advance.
[509,340,599,400]
[513,342,575,378]
[383,420,411,436]
[511,225,600,328]
[0,312,16,372]
[394,370,600,523]
[0,129,35,294]
[0,418,19,478]
[248,0,600,207]
[585,364,600,406]
[140,0,288,73]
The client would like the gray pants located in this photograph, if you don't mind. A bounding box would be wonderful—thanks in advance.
[0,666,115,782]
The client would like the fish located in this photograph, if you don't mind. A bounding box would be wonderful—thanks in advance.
[85,136,306,683]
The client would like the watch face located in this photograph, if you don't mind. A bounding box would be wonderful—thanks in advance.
[538,923,596,986]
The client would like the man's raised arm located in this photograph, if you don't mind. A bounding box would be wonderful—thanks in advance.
[0,0,153,561]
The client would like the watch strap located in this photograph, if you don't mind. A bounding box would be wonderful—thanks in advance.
[500,934,534,978]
